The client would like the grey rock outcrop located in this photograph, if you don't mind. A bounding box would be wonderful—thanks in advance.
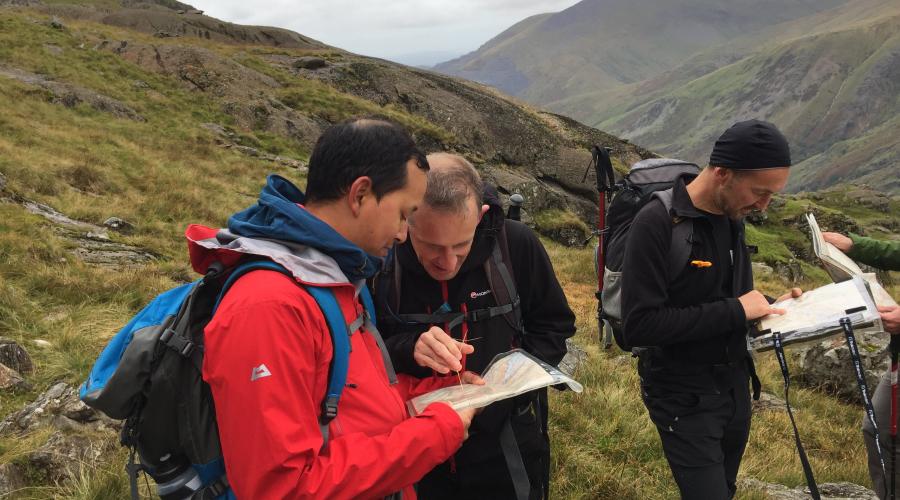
[0,363,28,391]
[0,338,33,374]
[751,392,788,414]
[0,67,144,121]
[292,56,328,70]
[790,330,888,404]
[739,478,877,499]
[559,338,587,376]
[103,216,136,234]
[2,191,156,267]
[0,382,120,436]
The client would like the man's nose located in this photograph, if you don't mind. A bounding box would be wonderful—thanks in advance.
[439,248,457,270]
[395,222,409,244]
[754,194,772,211]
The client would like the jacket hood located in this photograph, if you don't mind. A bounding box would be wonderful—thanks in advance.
[186,175,380,284]
[397,184,506,278]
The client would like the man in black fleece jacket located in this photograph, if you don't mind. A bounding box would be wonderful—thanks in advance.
[622,120,801,499]
[376,153,575,499]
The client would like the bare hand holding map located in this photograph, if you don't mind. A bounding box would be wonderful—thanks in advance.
[407,349,583,415]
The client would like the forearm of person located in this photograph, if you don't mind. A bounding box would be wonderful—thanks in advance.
[848,233,900,271]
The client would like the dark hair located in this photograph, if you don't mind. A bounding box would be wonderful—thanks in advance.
[305,118,429,203]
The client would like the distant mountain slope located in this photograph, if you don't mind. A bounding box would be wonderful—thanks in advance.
[587,11,900,192]
[435,0,900,193]
[435,0,848,104]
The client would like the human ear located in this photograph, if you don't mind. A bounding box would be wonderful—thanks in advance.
[347,176,373,216]
[478,204,489,222]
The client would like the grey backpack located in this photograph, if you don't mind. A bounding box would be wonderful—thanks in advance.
[597,158,700,350]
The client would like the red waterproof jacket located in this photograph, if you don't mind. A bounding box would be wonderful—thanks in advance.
[188,224,463,499]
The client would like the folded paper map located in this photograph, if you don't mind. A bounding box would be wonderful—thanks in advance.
[407,349,583,415]
[751,276,882,351]
[807,212,865,282]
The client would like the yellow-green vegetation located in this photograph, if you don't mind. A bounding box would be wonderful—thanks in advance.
[533,208,591,242]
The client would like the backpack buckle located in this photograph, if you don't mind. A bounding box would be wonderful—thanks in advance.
[159,327,175,344]
[179,341,195,357]
[323,395,339,420]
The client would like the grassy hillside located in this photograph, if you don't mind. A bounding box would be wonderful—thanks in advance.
[584,11,900,193]
[436,0,900,194]
[0,2,898,499]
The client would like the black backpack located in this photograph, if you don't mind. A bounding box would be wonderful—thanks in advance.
[80,259,368,499]
[598,158,700,351]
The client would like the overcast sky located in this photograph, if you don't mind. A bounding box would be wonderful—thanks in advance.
[189,0,580,66]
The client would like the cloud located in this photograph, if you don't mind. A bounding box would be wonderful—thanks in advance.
[189,0,578,64]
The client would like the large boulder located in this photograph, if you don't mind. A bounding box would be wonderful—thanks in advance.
[0,363,28,391]
[789,330,888,404]
[739,478,877,499]
[0,337,33,374]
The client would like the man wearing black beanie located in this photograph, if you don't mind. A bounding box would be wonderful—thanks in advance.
[622,119,801,499]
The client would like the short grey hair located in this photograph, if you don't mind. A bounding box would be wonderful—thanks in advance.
[421,153,483,214]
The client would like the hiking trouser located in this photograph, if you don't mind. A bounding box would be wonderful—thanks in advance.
[640,367,751,500]
[863,370,898,500]
[416,445,546,500]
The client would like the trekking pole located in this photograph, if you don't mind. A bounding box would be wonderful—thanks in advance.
[581,146,615,347]
[891,333,899,500]
[841,316,889,496]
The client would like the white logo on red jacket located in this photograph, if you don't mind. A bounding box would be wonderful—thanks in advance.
[250,364,272,381]
[470,290,491,299]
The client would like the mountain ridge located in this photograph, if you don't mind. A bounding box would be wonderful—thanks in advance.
[435,0,900,193]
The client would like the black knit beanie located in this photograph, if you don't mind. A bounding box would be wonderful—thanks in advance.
[709,119,791,170]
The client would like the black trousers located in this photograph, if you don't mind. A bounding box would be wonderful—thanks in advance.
[640,367,752,500]
[416,447,545,500]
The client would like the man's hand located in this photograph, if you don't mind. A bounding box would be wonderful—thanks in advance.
[823,232,853,253]
[455,407,477,440]
[414,326,475,374]
[739,290,786,321]
[775,287,803,303]
[459,371,485,386]
[879,305,900,334]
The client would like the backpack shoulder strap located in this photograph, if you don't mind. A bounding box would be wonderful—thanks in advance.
[303,286,351,444]
[211,260,356,447]
[213,260,294,313]
[653,189,694,281]
[485,222,524,341]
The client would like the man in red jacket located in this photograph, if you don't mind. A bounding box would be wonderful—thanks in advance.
[190,118,480,499]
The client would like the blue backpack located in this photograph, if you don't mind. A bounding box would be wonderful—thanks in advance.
[80,259,373,499]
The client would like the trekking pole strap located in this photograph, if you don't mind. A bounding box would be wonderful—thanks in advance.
[773,334,821,500]
[840,317,889,496]
[891,333,900,500]
[500,417,531,500]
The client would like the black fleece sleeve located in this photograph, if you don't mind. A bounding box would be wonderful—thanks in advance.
[622,203,746,347]
[507,221,576,366]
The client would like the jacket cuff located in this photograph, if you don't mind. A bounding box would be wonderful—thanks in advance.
[847,233,864,260]
[419,402,465,456]
[725,297,747,331]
